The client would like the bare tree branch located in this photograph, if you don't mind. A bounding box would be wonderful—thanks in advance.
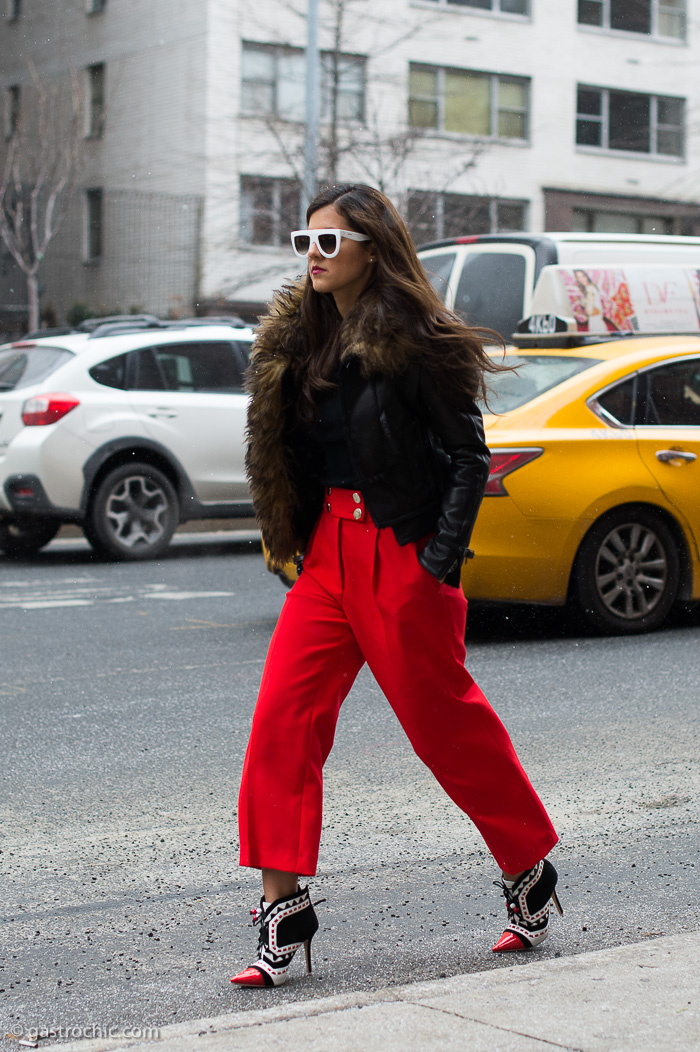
[0,65,85,330]
[246,0,491,215]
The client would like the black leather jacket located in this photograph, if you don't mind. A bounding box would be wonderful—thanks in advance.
[288,357,491,583]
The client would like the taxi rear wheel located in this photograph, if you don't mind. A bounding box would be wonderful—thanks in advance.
[573,507,680,634]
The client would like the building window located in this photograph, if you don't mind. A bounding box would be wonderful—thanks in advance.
[577,1,686,41]
[86,0,107,12]
[85,188,103,261]
[576,86,683,157]
[544,187,700,236]
[241,43,365,123]
[240,176,301,246]
[409,64,529,140]
[571,208,673,234]
[422,0,528,12]
[85,63,105,138]
[5,84,20,138]
[6,0,21,21]
[407,190,527,243]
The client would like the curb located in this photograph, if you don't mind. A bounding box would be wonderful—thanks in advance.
[40,930,699,1052]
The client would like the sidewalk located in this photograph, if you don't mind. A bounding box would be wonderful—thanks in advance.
[46,931,697,1052]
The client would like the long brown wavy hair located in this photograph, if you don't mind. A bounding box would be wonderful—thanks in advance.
[298,183,503,414]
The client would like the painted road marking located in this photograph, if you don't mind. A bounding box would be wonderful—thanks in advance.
[0,581,235,611]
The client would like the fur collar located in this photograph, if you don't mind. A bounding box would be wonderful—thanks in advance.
[250,280,424,379]
[244,280,423,565]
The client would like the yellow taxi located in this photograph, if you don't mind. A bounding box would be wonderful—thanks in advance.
[465,333,700,633]
[461,263,700,633]
[265,264,700,634]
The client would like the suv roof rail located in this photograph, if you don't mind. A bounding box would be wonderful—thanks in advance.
[169,315,248,328]
[79,314,161,333]
[84,314,251,340]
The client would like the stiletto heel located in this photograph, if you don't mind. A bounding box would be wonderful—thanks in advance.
[230,886,321,988]
[492,859,562,953]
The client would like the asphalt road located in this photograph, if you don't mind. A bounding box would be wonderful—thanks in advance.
[1,531,699,1045]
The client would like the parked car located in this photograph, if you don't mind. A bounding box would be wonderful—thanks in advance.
[417,232,700,340]
[0,316,255,560]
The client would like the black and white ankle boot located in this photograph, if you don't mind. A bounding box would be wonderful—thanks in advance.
[492,858,563,952]
[230,886,321,988]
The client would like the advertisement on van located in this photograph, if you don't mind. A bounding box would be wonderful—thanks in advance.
[561,267,700,333]
[523,264,700,336]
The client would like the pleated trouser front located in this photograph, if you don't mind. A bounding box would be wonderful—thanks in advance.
[238,493,558,876]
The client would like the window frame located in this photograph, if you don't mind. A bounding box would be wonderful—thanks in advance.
[239,174,301,247]
[571,207,674,235]
[576,84,685,159]
[577,0,686,42]
[240,41,366,124]
[85,62,106,139]
[84,187,103,263]
[409,63,530,142]
[407,189,528,242]
[419,0,530,15]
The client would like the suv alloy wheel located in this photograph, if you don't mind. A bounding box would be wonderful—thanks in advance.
[85,462,179,560]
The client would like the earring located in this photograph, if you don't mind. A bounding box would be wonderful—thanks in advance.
[369,256,375,262]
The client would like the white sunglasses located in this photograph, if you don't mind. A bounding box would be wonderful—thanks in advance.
[291,228,370,259]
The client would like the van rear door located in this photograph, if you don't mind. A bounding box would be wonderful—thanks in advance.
[419,243,536,339]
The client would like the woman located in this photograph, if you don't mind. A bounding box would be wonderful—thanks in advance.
[232,184,561,989]
[574,269,609,332]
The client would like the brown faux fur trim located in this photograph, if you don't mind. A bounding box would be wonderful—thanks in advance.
[244,281,428,565]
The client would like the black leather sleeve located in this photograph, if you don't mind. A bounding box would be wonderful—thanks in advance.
[415,365,491,582]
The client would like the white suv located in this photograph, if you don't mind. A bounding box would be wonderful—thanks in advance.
[0,316,255,560]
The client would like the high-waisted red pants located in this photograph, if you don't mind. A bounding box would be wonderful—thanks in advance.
[238,489,558,877]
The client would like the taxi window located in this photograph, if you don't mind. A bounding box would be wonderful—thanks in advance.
[484,355,600,415]
[596,377,636,427]
[643,359,700,427]
[455,252,526,339]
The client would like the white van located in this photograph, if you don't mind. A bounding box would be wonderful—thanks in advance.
[417,232,700,340]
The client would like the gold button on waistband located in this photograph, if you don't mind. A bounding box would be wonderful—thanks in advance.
[353,508,362,520]
[352,491,361,503]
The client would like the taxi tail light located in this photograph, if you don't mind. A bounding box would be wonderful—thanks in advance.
[22,393,80,426]
[485,449,543,496]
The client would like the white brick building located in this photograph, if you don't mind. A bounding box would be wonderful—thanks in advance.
[1,0,699,331]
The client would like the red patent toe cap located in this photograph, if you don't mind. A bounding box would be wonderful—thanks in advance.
[492,931,530,953]
[230,966,267,987]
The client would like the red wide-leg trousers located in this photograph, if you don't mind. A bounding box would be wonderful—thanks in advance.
[238,489,558,877]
